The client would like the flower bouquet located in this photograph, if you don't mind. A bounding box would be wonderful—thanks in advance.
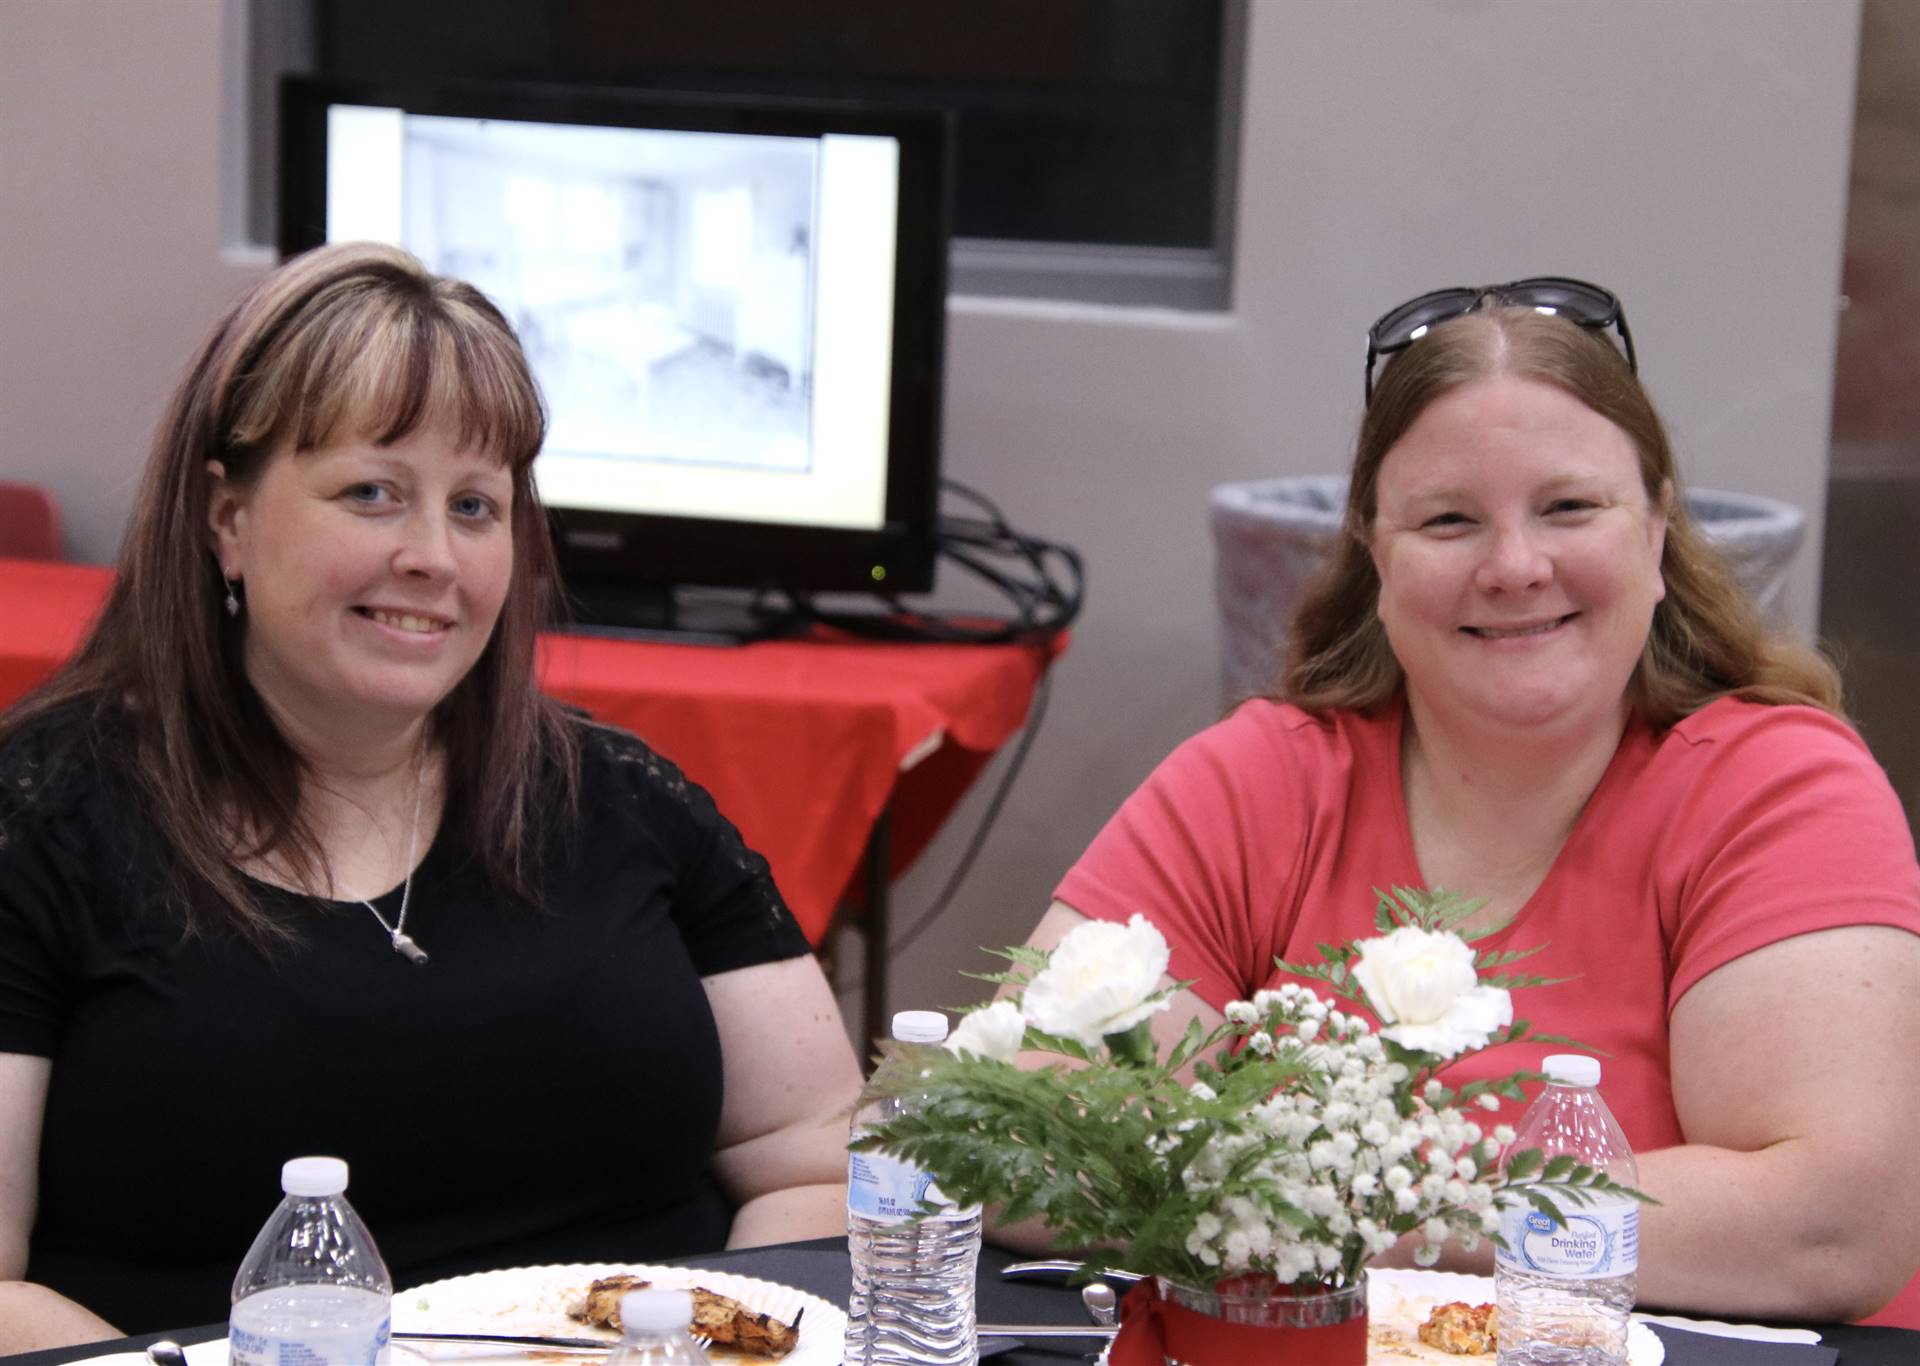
[852,888,1650,1365]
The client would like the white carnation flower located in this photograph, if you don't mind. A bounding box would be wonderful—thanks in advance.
[1020,914,1171,1047]
[944,999,1026,1062]
[1349,926,1514,1057]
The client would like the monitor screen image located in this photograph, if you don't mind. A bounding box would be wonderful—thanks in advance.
[280,77,951,622]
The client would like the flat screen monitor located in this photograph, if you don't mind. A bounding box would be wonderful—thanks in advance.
[278,75,951,632]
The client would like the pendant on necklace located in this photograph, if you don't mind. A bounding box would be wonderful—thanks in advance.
[391,931,430,966]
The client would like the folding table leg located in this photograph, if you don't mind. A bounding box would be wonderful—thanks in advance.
[860,804,894,1070]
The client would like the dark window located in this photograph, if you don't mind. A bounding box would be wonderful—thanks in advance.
[254,0,1240,306]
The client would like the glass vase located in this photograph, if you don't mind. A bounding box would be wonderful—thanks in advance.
[1151,1274,1367,1366]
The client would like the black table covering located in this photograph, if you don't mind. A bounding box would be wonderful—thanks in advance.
[4,1237,1910,1364]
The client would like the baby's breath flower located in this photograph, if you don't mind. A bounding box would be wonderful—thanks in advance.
[1494,1124,1518,1146]
[1477,1092,1502,1111]
[1413,1243,1443,1267]
[1224,1001,1258,1027]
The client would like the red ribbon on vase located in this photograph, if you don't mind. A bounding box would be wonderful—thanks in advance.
[1107,1277,1368,1366]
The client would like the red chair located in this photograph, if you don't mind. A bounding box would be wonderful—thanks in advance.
[0,482,63,560]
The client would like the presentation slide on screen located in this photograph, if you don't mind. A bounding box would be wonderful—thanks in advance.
[327,104,898,531]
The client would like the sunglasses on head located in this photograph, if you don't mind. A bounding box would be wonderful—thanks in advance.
[1363,276,1637,404]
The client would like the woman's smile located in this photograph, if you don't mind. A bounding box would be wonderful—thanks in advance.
[354,605,455,638]
[1460,611,1580,642]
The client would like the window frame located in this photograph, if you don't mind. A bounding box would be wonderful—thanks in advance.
[230,0,1245,311]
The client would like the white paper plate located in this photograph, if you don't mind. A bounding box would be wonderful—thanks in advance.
[1368,1268,1666,1364]
[395,1261,844,1363]
[73,1341,434,1364]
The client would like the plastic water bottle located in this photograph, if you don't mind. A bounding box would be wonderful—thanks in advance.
[603,1289,713,1364]
[1496,1055,1640,1365]
[229,1156,392,1366]
[844,1009,982,1366]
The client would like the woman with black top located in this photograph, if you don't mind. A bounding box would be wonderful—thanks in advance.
[0,242,865,1351]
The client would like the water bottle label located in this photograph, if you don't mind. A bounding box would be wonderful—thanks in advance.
[228,1317,390,1365]
[1496,1198,1639,1278]
[848,1148,949,1222]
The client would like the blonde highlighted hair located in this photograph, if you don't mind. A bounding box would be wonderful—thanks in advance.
[1282,306,1841,724]
[2,241,578,942]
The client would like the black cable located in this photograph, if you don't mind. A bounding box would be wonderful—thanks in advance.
[887,663,1053,959]
[793,477,1084,644]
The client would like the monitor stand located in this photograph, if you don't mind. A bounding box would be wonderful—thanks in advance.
[557,582,807,647]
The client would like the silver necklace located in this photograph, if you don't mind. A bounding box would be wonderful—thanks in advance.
[360,759,429,966]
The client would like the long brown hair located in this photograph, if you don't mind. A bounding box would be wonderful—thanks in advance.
[2,241,579,943]
[1283,305,1842,723]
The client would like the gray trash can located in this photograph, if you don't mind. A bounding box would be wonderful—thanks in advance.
[1211,476,1806,706]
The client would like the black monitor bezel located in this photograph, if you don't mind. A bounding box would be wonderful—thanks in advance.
[278,73,951,598]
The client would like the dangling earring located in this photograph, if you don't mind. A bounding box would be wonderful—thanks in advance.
[223,574,241,618]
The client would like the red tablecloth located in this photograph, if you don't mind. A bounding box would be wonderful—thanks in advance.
[0,559,1057,943]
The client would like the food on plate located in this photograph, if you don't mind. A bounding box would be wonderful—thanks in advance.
[569,1272,801,1357]
[1416,1300,1499,1355]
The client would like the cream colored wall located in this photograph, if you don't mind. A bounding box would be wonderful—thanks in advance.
[0,0,264,560]
[0,1,1862,1035]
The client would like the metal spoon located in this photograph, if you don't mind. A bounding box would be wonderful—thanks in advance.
[1082,1281,1119,1326]
[144,1343,189,1366]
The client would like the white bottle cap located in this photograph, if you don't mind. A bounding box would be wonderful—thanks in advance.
[621,1288,693,1334]
[1543,1054,1601,1087]
[891,1010,950,1044]
[280,1156,349,1197]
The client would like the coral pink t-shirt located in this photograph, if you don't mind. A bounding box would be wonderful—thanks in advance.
[1054,694,1920,1324]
